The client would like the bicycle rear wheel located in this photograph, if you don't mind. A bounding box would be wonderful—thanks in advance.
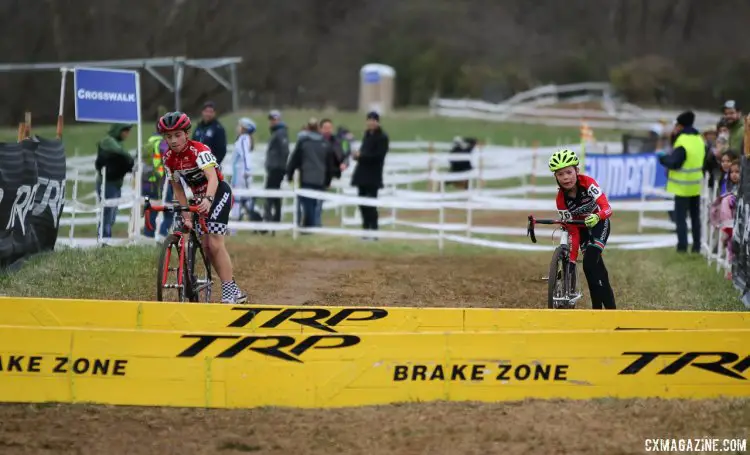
[185,231,213,303]
[156,234,190,302]
[547,245,571,309]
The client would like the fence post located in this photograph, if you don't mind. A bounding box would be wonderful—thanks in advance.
[97,166,108,244]
[519,140,528,193]
[530,140,539,198]
[428,140,437,192]
[292,176,299,240]
[478,139,487,191]
[69,169,79,247]
[438,205,445,252]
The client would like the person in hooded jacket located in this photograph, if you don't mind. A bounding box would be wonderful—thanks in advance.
[657,111,706,253]
[263,110,290,224]
[286,118,338,228]
[94,123,134,239]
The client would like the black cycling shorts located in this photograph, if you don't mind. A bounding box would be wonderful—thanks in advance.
[581,218,611,252]
[174,180,233,236]
[198,180,233,236]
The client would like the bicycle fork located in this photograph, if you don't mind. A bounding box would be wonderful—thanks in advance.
[553,230,583,308]
[162,234,187,292]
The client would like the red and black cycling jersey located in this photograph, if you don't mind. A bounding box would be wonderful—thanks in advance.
[555,174,613,262]
[163,139,224,195]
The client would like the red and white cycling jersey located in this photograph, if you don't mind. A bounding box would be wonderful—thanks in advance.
[555,174,613,261]
[555,174,612,222]
[163,140,224,195]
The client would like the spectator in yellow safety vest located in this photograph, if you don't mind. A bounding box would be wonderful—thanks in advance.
[657,111,706,253]
[142,132,174,238]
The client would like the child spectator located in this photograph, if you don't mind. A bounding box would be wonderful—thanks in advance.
[230,117,256,221]
[719,150,739,196]
[710,159,740,278]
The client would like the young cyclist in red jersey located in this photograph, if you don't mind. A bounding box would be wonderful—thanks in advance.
[548,149,616,310]
[157,111,247,304]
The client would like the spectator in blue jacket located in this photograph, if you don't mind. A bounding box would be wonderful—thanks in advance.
[192,101,228,165]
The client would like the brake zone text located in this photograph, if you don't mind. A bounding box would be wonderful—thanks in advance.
[226,307,388,333]
[393,362,570,382]
[0,355,128,376]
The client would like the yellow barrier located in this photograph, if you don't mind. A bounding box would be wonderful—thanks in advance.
[0,296,747,334]
[0,325,747,408]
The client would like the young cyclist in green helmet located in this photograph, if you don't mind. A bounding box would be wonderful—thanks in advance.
[549,148,616,310]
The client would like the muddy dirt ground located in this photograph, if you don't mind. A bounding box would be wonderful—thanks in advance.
[2,241,746,454]
[230,241,549,308]
[0,399,747,455]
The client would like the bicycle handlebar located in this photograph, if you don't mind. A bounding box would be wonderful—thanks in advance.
[143,197,207,234]
[526,215,587,244]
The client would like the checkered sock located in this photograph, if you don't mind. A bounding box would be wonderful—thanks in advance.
[221,280,238,302]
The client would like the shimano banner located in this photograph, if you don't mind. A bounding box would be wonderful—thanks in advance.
[585,152,668,200]
[731,155,750,308]
[74,67,139,123]
[0,137,67,270]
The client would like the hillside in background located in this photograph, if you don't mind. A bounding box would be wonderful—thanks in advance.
[1,0,748,124]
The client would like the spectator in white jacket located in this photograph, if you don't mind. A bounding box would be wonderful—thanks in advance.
[230,117,256,220]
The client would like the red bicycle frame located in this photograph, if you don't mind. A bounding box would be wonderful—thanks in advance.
[144,197,210,291]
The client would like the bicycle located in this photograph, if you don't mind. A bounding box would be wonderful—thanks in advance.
[143,197,213,303]
[527,215,587,309]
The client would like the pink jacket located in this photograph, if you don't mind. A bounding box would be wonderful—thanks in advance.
[710,192,737,229]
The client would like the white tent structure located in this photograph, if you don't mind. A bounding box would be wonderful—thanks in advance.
[0,56,243,112]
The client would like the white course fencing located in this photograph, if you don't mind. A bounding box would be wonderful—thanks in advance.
[430,82,717,131]
[58,139,686,253]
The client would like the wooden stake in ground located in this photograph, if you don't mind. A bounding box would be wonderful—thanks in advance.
[428,141,437,192]
[24,111,31,139]
[16,122,24,142]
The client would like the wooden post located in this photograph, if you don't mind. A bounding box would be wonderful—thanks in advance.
[24,111,31,138]
[478,139,486,191]
[428,141,436,192]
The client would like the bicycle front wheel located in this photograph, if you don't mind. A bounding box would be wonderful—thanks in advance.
[547,245,570,309]
[185,231,213,303]
[156,234,190,302]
